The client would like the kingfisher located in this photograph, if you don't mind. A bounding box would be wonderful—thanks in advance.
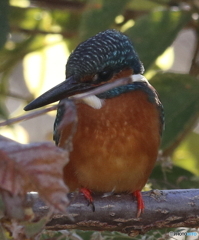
[24,29,164,217]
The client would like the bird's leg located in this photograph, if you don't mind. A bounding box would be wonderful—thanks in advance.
[133,190,145,218]
[80,187,95,211]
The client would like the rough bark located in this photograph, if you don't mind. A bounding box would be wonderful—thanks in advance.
[30,189,199,236]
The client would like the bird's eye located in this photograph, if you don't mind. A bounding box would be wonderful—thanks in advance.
[93,70,114,83]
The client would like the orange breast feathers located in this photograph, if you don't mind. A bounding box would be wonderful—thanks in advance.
[58,90,162,193]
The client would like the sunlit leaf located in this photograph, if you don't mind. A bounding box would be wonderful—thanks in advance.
[0,0,9,49]
[0,124,28,144]
[156,47,174,70]
[151,72,199,152]
[126,10,191,70]
[10,7,51,31]
[173,131,199,175]
[0,35,59,100]
[79,0,129,41]
[23,35,68,96]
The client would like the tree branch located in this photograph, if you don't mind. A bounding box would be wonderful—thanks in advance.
[30,189,199,236]
[30,0,86,11]
[10,26,76,38]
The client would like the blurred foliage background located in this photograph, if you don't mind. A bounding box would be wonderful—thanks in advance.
[0,0,199,239]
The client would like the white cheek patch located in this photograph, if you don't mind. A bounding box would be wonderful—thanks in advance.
[131,74,148,83]
[70,94,104,109]
[81,95,104,109]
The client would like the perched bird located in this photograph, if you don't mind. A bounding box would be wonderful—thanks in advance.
[24,29,164,217]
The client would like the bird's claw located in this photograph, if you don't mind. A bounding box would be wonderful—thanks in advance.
[80,187,95,212]
[133,190,145,218]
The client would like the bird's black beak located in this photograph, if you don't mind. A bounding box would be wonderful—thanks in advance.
[24,76,95,111]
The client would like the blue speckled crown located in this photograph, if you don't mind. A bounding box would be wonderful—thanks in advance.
[66,29,144,78]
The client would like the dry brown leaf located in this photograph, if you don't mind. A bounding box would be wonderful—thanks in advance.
[0,135,69,215]
[54,100,78,150]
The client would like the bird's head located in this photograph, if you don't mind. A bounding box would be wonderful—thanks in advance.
[24,29,144,111]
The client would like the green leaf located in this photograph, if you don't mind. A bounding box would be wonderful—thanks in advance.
[150,165,199,189]
[126,10,191,71]
[23,216,49,238]
[150,72,199,152]
[173,131,199,175]
[0,194,5,219]
[0,100,8,120]
[52,10,80,33]
[0,0,9,49]
[0,224,6,240]
[79,0,129,41]
[10,6,43,30]
[128,0,161,11]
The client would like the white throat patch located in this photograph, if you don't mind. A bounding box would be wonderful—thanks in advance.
[69,93,104,109]
[131,74,148,83]
[80,95,104,109]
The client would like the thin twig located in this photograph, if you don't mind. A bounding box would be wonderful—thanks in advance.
[0,105,58,127]
[10,26,76,38]
[69,76,132,100]
[30,0,86,11]
[0,77,132,127]
[0,91,32,101]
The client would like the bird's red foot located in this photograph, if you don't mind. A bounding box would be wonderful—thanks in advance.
[133,190,145,218]
[80,187,95,211]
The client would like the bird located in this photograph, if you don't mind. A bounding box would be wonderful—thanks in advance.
[24,29,164,217]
